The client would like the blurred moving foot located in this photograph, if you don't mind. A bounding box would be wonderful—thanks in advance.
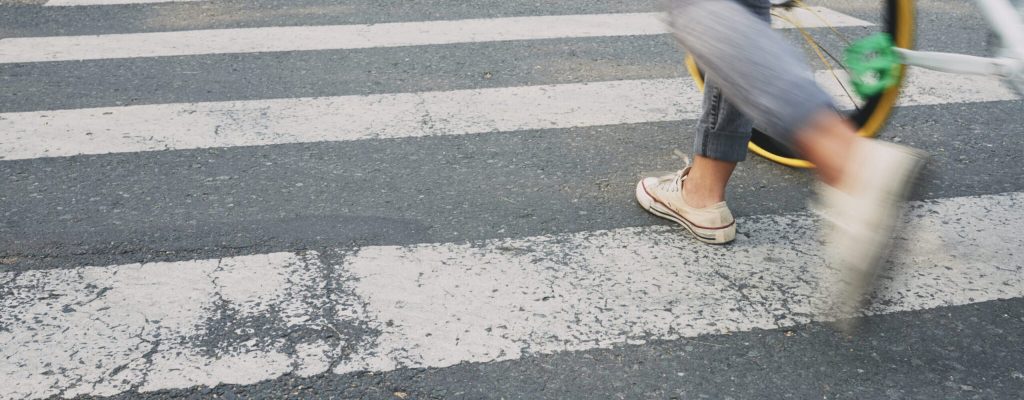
[635,163,736,244]
[815,139,928,329]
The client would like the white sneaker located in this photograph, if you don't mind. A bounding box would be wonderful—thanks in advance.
[635,165,736,244]
[815,139,928,324]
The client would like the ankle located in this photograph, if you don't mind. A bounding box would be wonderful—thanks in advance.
[682,155,735,208]
[793,112,860,189]
[820,137,871,192]
[681,177,726,209]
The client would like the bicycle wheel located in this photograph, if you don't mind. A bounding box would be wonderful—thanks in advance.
[685,0,915,168]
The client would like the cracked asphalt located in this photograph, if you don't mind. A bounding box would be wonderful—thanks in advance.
[2,0,1023,399]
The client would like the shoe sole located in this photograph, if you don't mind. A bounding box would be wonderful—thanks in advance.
[635,181,735,244]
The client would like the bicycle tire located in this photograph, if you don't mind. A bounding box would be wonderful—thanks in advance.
[685,0,915,168]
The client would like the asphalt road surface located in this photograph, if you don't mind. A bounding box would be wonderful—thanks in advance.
[2,0,1023,399]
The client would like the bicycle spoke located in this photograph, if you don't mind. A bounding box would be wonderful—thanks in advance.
[792,0,854,46]
[773,11,862,110]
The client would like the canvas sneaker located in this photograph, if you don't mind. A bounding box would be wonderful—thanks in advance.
[814,139,928,326]
[635,165,736,244]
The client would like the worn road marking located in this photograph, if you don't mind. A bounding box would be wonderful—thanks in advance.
[0,68,1016,161]
[0,7,868,63]
[2,191,1022,399]
[1,252,344,399]
[44,0,202,6]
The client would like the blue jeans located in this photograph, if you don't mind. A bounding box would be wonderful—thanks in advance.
[668,0,835,162]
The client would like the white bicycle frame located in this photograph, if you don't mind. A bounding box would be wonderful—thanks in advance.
[895,0,1024,92]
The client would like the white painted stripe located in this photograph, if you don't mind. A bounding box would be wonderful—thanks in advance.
[771,6,873,29]
[336,192,1024,374]
[2,192,1022,399]
[0,8,869,63]
[1,252,336,399]
[45,0,201,6]
[0,68,1016,161]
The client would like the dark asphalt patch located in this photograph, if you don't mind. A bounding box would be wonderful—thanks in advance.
[0,35,684,113]
[1,99,1021,269]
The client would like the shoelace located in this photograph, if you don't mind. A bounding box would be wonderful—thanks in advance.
[657,150,693,193]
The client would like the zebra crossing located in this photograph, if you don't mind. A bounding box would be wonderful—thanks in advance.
[0,8,866,63]
[6,192,1022,399]
[2,1,1023,399]
[1,70,1017,160]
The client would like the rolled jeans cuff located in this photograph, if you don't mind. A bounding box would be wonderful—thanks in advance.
[694,129,752,162]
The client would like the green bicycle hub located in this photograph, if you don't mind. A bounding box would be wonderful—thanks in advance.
[844,33,902,98]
